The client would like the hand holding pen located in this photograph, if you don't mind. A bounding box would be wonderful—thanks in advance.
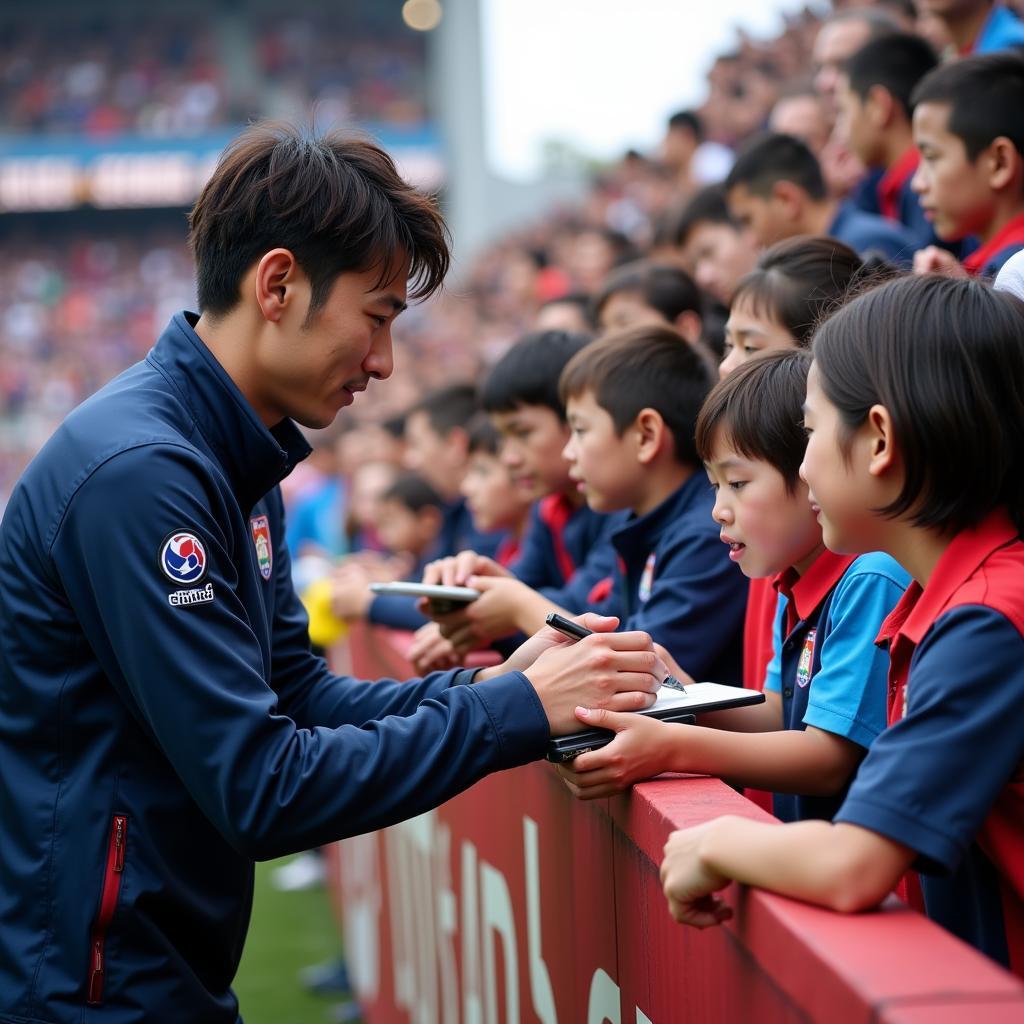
[544,613,690,693]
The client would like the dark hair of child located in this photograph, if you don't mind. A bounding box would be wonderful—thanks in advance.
[695,349,812,493]
[910,52,1024,161]
[592,260,703,324]
[480,330,593,418]
[812,274,1024,533]
[844,32,937,118]
[465,413,502,456]
[726,132,827,201]
[559,324,713,467]
[731,236,893,345]
[664,184,737,249]
[381,471,445,514]
[411,384,479,436]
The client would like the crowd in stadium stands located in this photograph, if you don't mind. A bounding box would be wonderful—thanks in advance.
[0,10,426,137]
[4,0,1024,1014]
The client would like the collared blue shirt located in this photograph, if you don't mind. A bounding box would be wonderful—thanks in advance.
[0,312,549,1021]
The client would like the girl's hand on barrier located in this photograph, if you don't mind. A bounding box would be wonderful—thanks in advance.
[661,822,734,929]
[557,711,677,799]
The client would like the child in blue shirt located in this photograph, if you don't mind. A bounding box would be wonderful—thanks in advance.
[659,276,1024,977]
[560,350,908,822]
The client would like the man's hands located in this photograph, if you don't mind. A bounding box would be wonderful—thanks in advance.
[660,821,734,929]
[557,711,683,799]
[517,614,663,735]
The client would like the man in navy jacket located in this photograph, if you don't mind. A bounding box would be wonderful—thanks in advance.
[0,123,662,1023]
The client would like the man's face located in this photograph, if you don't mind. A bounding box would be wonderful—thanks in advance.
[770,95,831,156]
[813,19,872,114]
[252,259,408,429]
[727,184,792,250]
[680,221,756,306]
[911,101,995,241]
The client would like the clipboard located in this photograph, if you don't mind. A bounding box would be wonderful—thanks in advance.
[546,682,764,762]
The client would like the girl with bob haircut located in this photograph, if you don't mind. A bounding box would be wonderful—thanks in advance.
[660,275,1024,979]
[719,235,891,378]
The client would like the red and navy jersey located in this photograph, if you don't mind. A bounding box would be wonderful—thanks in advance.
[594,473,748,684]
[835,509,1024,977]
[962,213,1024,278]
[508,493,622,611]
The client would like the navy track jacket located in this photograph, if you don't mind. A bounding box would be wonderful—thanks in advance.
[0,313,549,1023]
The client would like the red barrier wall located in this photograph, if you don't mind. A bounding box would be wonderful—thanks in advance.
[325,624,1024,1023]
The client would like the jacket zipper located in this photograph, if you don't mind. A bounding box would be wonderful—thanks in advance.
[87,814,127,1005]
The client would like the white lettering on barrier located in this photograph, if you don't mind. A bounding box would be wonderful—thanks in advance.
[348,812,660,1023]
[338,832,381,1001]
[524,816,557,1024]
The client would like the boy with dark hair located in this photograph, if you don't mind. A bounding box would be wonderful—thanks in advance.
[669,185,757,306]
[910,52,1024,277]
[0,123,665,1020]
[558,324,748,682]
[560,351,908,822]
[726,132,916,262]
[592,259,704,345]
[836,33,940,247]
[412,330,622,668]
[660,275,1024,978]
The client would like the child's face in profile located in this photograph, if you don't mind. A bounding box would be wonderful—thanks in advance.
[800,363,881,555]
[461,450,531,533]
[681,221,757,307]
[563,390,644,515]
[720,299,799,379]
[912,100,996,241]
[705,433,822,579]
[490,405,573,500]
[375,499,435,558]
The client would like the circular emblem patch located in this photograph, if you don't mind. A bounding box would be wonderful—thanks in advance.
[159,531,208,585]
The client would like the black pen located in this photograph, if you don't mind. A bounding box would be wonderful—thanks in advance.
[543,612,686,692]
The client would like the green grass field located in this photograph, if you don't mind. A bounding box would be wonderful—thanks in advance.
[233,856,357,1024]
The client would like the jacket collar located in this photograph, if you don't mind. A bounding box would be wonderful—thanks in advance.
[611,471,707,558]
[876,508,1019,648]
[147,312,311,512]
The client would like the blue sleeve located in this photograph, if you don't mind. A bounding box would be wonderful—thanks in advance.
[51,446,550,859]
[763,595,785,694]
[803,554,909,748]
[618,525,747,681]
[835,606,1024,873]
[366,592,430,631]
[508,504,562,591]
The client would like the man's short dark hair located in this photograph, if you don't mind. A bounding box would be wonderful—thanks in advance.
[845,33,937,119]
[813,275,1024,534]
[382,471,444,513]
[411,384,478,437]
[726,133,827,202]
[667,109,704,142]
[188,121,450,318]
[480,331,593,419]
[663,185,737,249]
[695,349,811,493]
[911,52,1024,161]
[593,260,703,324]
[559,324,713,468]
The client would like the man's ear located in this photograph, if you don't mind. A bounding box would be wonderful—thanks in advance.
[866,403,897,477]
[634,408,668,466]
[771,180,806,223]
[866,84,895,130]
[673,309,703,345]
[985,136,1020,193]
[254,248,301,323]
